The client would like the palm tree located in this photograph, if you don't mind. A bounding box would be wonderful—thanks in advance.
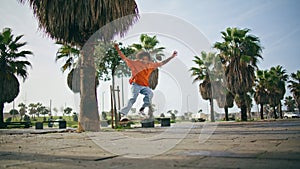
[288,70,300,112]
[284,96,296,112]
[213,55,234,121]
[18,103,27,121]
[268,65,288,119]
[214,85,234,121]
[55,42,80,93]
[38,106,50,119]
[28,103,37,120]
[190,52,217,122]
[56,42,80,72]
[254,70,269,119]
[20,0,139,131]
[131,34,165,89]
[0,28,32,128]
[214,27,263,121]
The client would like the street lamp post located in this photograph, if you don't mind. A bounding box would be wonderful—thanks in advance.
[102,91,105,113]
[187,94,190,113]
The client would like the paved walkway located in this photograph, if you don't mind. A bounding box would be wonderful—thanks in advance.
[0,119,299,169]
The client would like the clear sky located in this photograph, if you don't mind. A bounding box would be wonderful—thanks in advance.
[1,0,299,115]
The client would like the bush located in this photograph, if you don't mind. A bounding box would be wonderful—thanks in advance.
[23,115,30,122]
[5,117,12,122]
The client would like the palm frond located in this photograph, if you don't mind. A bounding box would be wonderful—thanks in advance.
[19,0,139,47]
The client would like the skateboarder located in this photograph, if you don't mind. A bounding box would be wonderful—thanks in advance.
[114,43,177,121]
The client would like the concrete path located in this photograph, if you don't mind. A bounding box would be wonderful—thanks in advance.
[0,119,299,169]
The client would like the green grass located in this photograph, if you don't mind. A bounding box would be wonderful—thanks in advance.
[5,116,78,128]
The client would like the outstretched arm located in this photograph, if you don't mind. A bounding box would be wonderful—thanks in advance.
[160,51,177,66]
[114,43,127,61]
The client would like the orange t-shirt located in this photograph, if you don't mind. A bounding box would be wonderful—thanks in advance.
[125,59,161,87]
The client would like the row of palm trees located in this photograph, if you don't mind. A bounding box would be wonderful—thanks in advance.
[1,1,299,129]
[9,102,74,121]
[191,27,300,121]
[254,66,288,119]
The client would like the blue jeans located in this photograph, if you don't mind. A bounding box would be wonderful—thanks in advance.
[120,83,153,115]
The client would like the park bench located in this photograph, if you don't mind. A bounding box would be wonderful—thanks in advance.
[155,117,171,127]
[191,118,206,122]
[4,121,31,128]
[35,120,66,129]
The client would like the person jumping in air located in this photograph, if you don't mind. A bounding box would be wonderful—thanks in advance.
[114,43,177,121]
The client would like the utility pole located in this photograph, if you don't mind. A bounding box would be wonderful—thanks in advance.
[187,94,190,113]
[50,99,52,116]
[121,76,124,107]
[102,91,105,113]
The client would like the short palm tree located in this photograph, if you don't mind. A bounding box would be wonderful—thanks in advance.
[214,27,263,121]
[190,51,217,122]
[20,0,139,131]
[284,96,296,112]
[28,103,37,119]
[18,103,27,121]
[131,34,165,89]
[288,70,300,112]
[0,28,32,127]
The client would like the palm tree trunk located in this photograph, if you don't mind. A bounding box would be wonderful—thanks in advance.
[278,103,283,119]
[79,49,100,132]
[210,98,215,122]
[260,103,264,120]
[0,102,4,128]
[224,106,229,121]
[241,104,247,121]
[111,71,119,127]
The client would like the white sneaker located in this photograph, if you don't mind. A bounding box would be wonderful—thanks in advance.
[119,113,129,122]
[138,107,147,118]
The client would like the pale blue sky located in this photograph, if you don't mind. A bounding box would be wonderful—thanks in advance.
[137,0,300,73]
[1,0,299,115]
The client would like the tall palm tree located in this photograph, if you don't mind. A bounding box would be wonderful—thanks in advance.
[284,96,296,112]
[131,34,165,89]
[56,42,101,94]
[288,70,300,112]
[20,0,139,131]
[268,65,288,119]
[55,42,81,93]
[254,70,269,119]
[214,27,263,121]
[190,51,217,122]
[0,28,32,128]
